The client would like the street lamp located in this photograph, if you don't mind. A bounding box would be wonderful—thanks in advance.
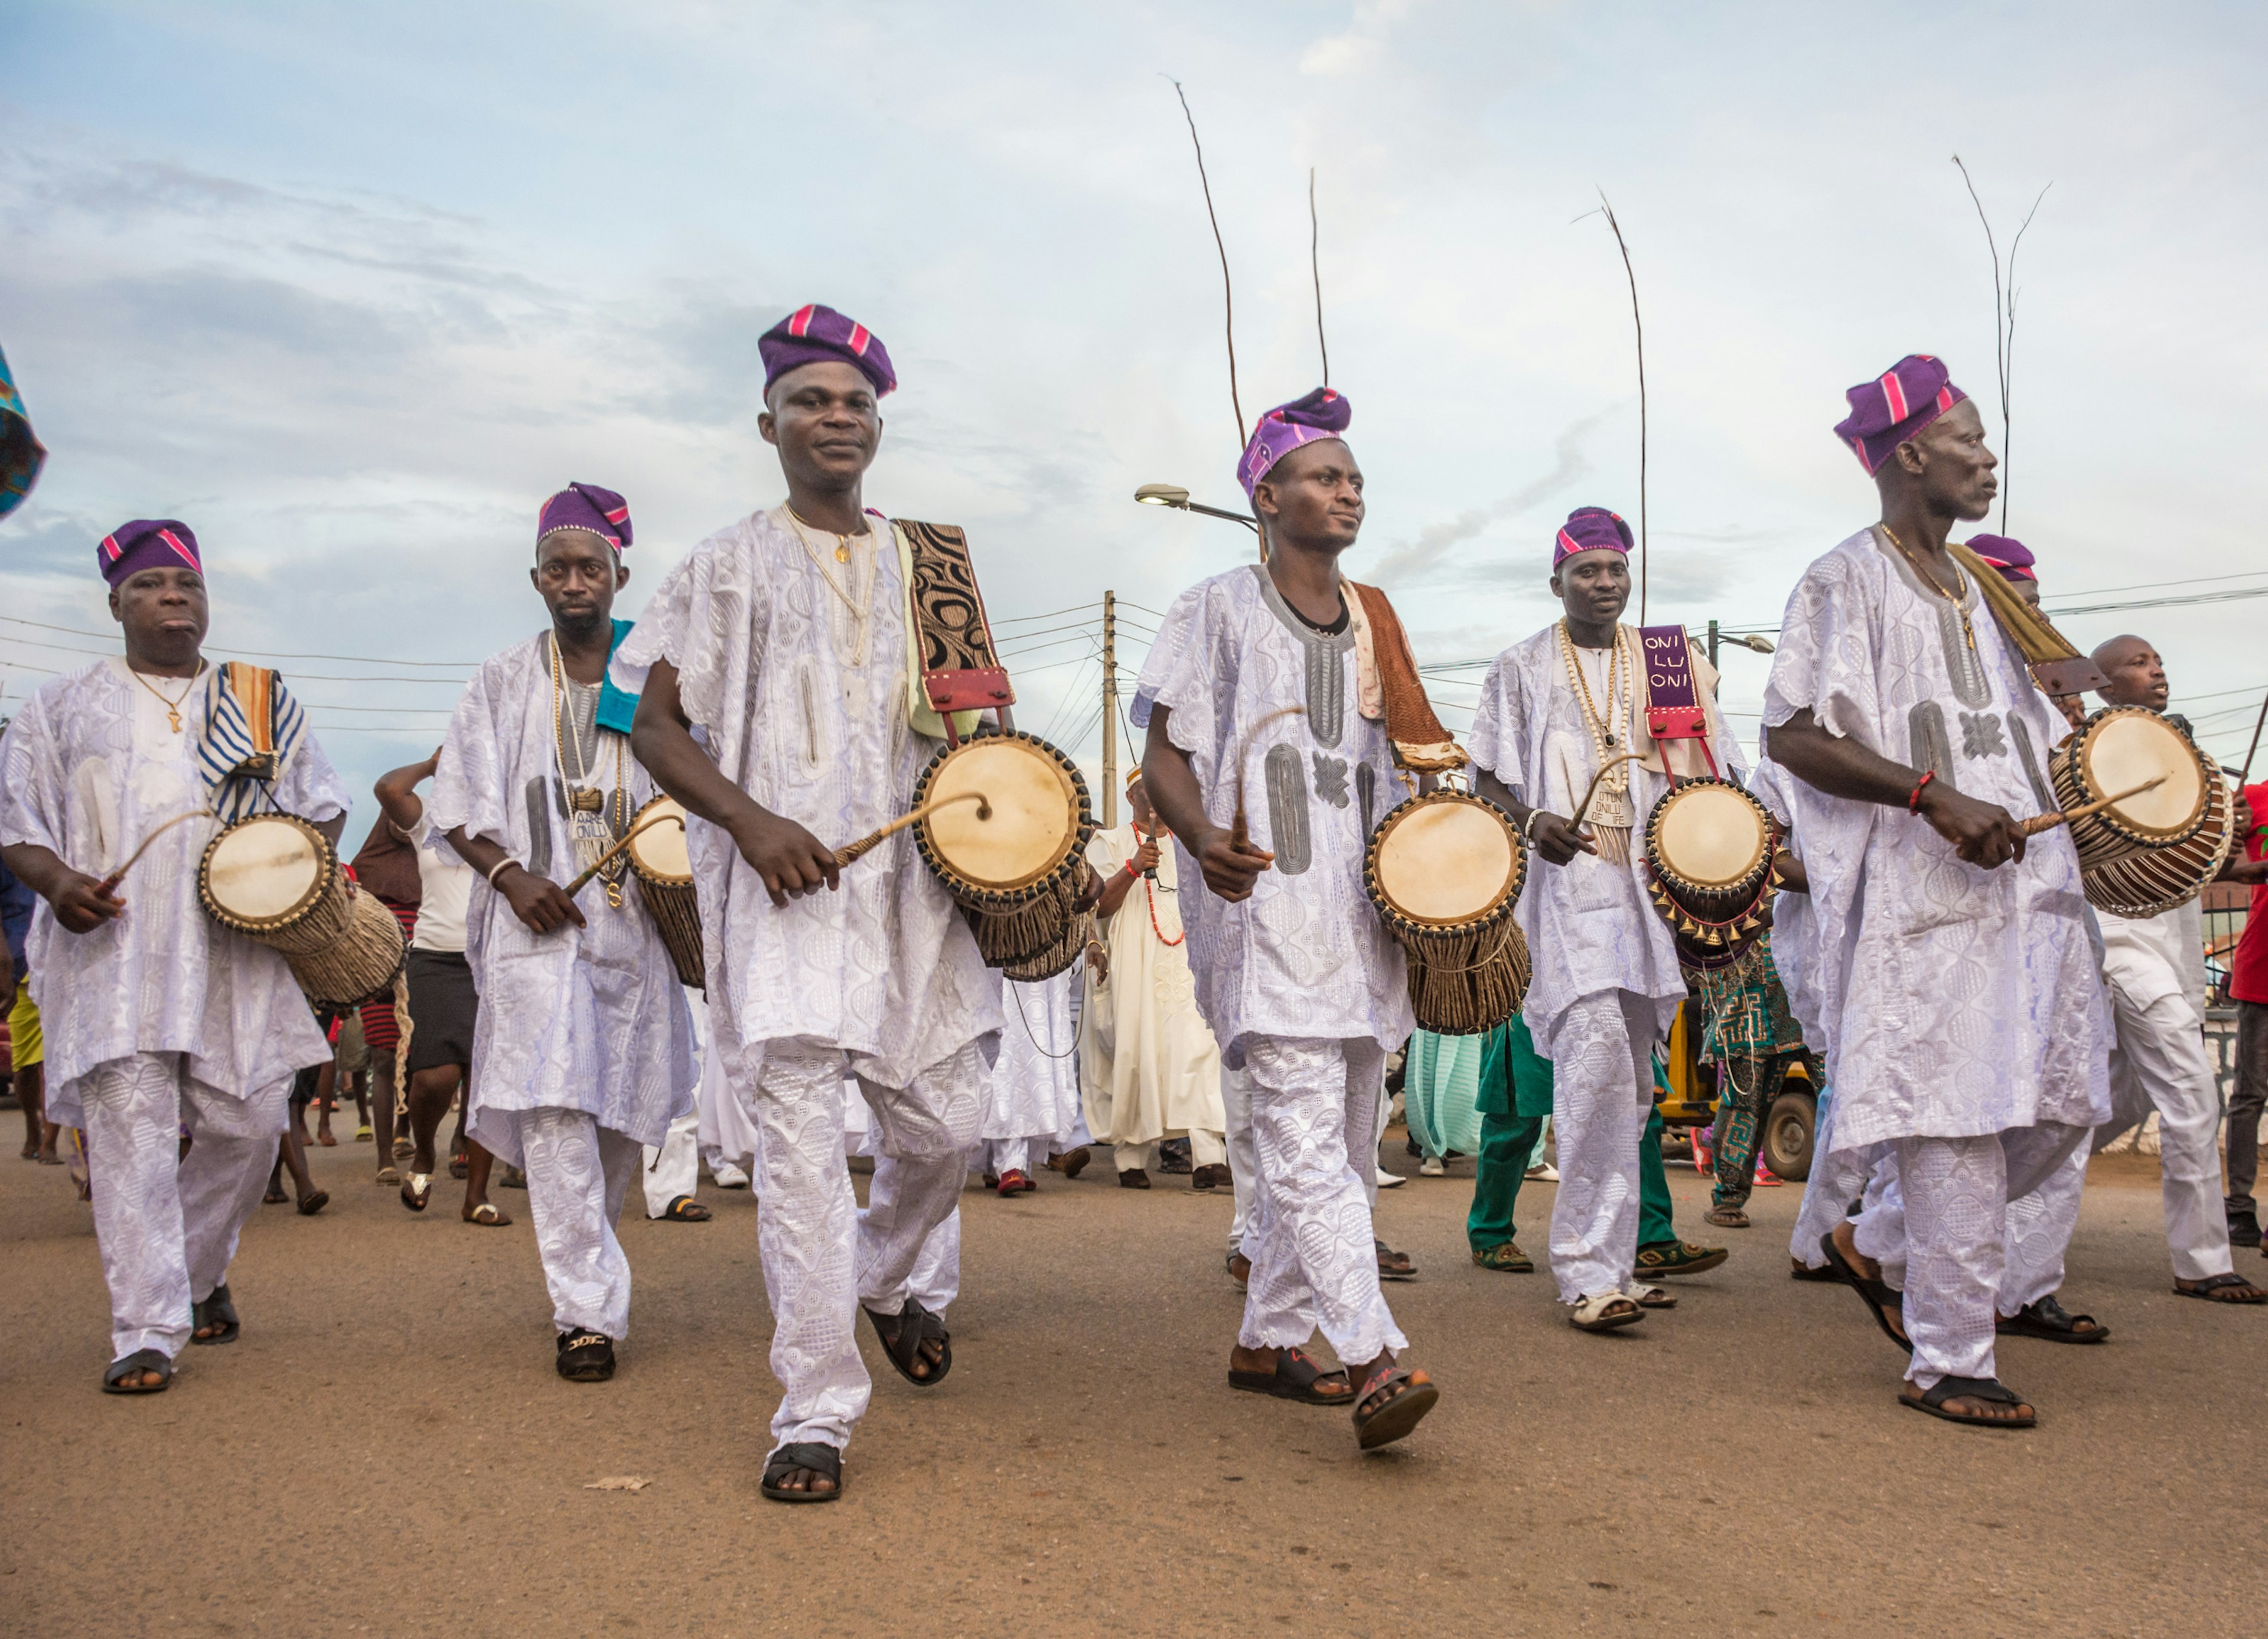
[1702,620,1775,666]
[1134,483,1259,533]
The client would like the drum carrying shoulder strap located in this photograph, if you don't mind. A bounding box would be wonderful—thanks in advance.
[1637,624,1719,779]
[890,518,1012,745]
[1944,539,2109,698]
[1344,581,1465,774]
[197,660,305,821]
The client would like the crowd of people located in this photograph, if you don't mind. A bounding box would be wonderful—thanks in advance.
[2,309,2264,1500]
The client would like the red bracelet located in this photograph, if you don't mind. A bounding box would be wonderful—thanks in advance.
[1907,771,1934,814]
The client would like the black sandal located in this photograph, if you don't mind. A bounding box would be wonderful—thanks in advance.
[1375,1239,1418,1281]
[1351,1363,1439,1450]
[556,1328,615,1382]
[191,1284,240,1346]
[2172,1272,2267,1304]
[102,1348,173,1394]
[1996,1293,2109,1343]
[863,1298,950,1388]
[1899,1374,2035,1428]
[761,1441,843,1503]
[660,1195,712,1222]
[1228,1346,1353,1405]
[1820,1230,1912,1354]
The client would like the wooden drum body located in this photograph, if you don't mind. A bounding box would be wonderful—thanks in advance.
[198,812,405,1008]
[1643,778,1777,969]
[912,732,1096,980]
[2049,707,2230,916]
[1364,790,1529,1035]
[626,795,703,990]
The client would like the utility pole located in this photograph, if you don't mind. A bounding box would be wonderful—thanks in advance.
[1706,618,1720,672]
[1101,591,1118,830]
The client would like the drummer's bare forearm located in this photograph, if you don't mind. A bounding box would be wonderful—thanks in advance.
[2,841,124,932]
[445,825,585,933]
[1,842,74,904]
[1475,768,1533,830]
[1767,709,2023,868]
[443,826,509,879]
[1096,866,1139,918]
[1138,713,1211,848]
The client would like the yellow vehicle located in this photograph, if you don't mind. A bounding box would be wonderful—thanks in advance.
[1654,1001,1819,1181]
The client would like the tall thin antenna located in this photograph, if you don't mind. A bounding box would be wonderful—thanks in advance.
[1595,191,1648,624]
[1953,155,2050,533]
[1169,78,1245,447]
[1309,167,1329,386]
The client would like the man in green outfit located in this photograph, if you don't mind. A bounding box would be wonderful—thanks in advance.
[1468,1012,1725,1279]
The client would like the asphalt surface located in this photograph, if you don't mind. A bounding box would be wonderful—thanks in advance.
[3,1128,2261,1637]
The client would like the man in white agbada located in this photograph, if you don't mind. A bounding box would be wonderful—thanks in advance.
[1761,354,2110,1429]
[1136,385,1438,1454]
[615,304,1009,1504]
[641,986,718,1221]
[1469,503,1743,1332]
[978,965,1084,1195]
[0,519,348,1394]
[428,484,698,1386]
[2078,635,2266,1305]
[1080,771,1229,1190]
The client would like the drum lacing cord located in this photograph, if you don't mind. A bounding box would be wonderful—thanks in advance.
[1410,915,1521,976]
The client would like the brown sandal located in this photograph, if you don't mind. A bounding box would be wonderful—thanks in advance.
[1351,1363,1438,1449]
[1228,1347,1351,1405]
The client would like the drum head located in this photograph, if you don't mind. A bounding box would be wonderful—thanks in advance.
[925,739,1078,891]
[2085,711,2205,839]
[1653,784,1767,889]
[1375,797,1518,926]
[627,798,692,884]
[204,815,325,925]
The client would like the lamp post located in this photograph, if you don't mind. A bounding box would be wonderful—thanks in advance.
[1703,618,1775,669]
[1135,483,1259,533]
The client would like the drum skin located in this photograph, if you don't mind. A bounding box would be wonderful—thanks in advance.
[2050,711,2233,917]
[626,796,703,989]
[1364,790,1529,1036]
[910,732,1096,972]
[1642,778,1777,963]
[199,812,403,1006]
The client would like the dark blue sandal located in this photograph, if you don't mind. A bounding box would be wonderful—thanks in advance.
[102,1348,172,1394]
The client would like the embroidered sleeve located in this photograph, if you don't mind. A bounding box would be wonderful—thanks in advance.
[1130,582,1221,767]
[1763,549,1884,750]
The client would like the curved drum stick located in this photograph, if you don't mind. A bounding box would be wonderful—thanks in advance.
[1568,752,1647,833]
[562,810,687,898]
[94,807,219,895]
[2017,774,2167,838]
[834,790,992,868]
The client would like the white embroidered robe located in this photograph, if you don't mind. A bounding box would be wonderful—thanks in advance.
[429,634,697,1165]
[1131,565,1411,1064]
[608,506,1000,1089]
[1759,527,2110,1151]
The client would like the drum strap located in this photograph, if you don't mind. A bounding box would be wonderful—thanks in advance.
[197,661,305,820]
[1343,582,1465,773]
[1945,540,2109,698]
[1637,625,1719,780]
[891,519,1014,745]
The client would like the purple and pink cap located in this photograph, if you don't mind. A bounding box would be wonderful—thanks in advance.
[538,483,633,553]
[1834,354,1969,475]
[760,304,895,399]
[1967,533,2035,584]
[1237,388,1351,500]
[98,519,202,587]
[1553,506,1633,567]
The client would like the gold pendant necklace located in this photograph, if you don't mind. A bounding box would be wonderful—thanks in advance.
[1881,524,1976,651]
[787,502,855,563]
[131,664,196,733]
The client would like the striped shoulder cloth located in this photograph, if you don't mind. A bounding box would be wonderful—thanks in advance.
[195,660,309,822]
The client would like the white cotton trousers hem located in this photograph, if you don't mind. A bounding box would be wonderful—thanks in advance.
[1546,990,1659,1305]
[1236,1036,1404,1364]
[2104,987,2235,1282]
[83,1052,288,1361]
[519,1109,641,1340]
[746,1037,985,1454]
[642,1111,700,1218]
[1880,1123,2087,1390]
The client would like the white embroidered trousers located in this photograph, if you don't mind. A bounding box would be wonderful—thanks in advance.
[1886,1123,2087,1389]
[642,1111,701,1218]
[1546,990,1660,1304]
[1224,1060,1257,1255]
[1237,1036,1404,1364]
[2103,988,2234,1282]
[520,1109,640,1339]
[82,1052,286,1361]
[748,1038,985,1453]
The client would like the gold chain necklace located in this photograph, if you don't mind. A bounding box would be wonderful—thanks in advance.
[130,663,198,734]
[781,508,875,666]
[548,634,628,904]
[1559,620,1626,751]
[1880,524,1976,652]
[786,502,856,565]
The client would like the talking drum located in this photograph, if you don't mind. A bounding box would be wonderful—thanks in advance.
[2048,706,2233,915]
[1643,778,1778,969]
[910,731,1096,980]
[198,812,406,1008]
[625,794,703,989]
[1364,790,1529,1035]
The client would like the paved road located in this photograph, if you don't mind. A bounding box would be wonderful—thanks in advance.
[3,1132,2259,1636]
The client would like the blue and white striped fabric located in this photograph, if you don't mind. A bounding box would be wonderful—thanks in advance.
[195,662,309,822]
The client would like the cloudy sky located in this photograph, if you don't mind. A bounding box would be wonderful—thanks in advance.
[6,1,2267,817]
